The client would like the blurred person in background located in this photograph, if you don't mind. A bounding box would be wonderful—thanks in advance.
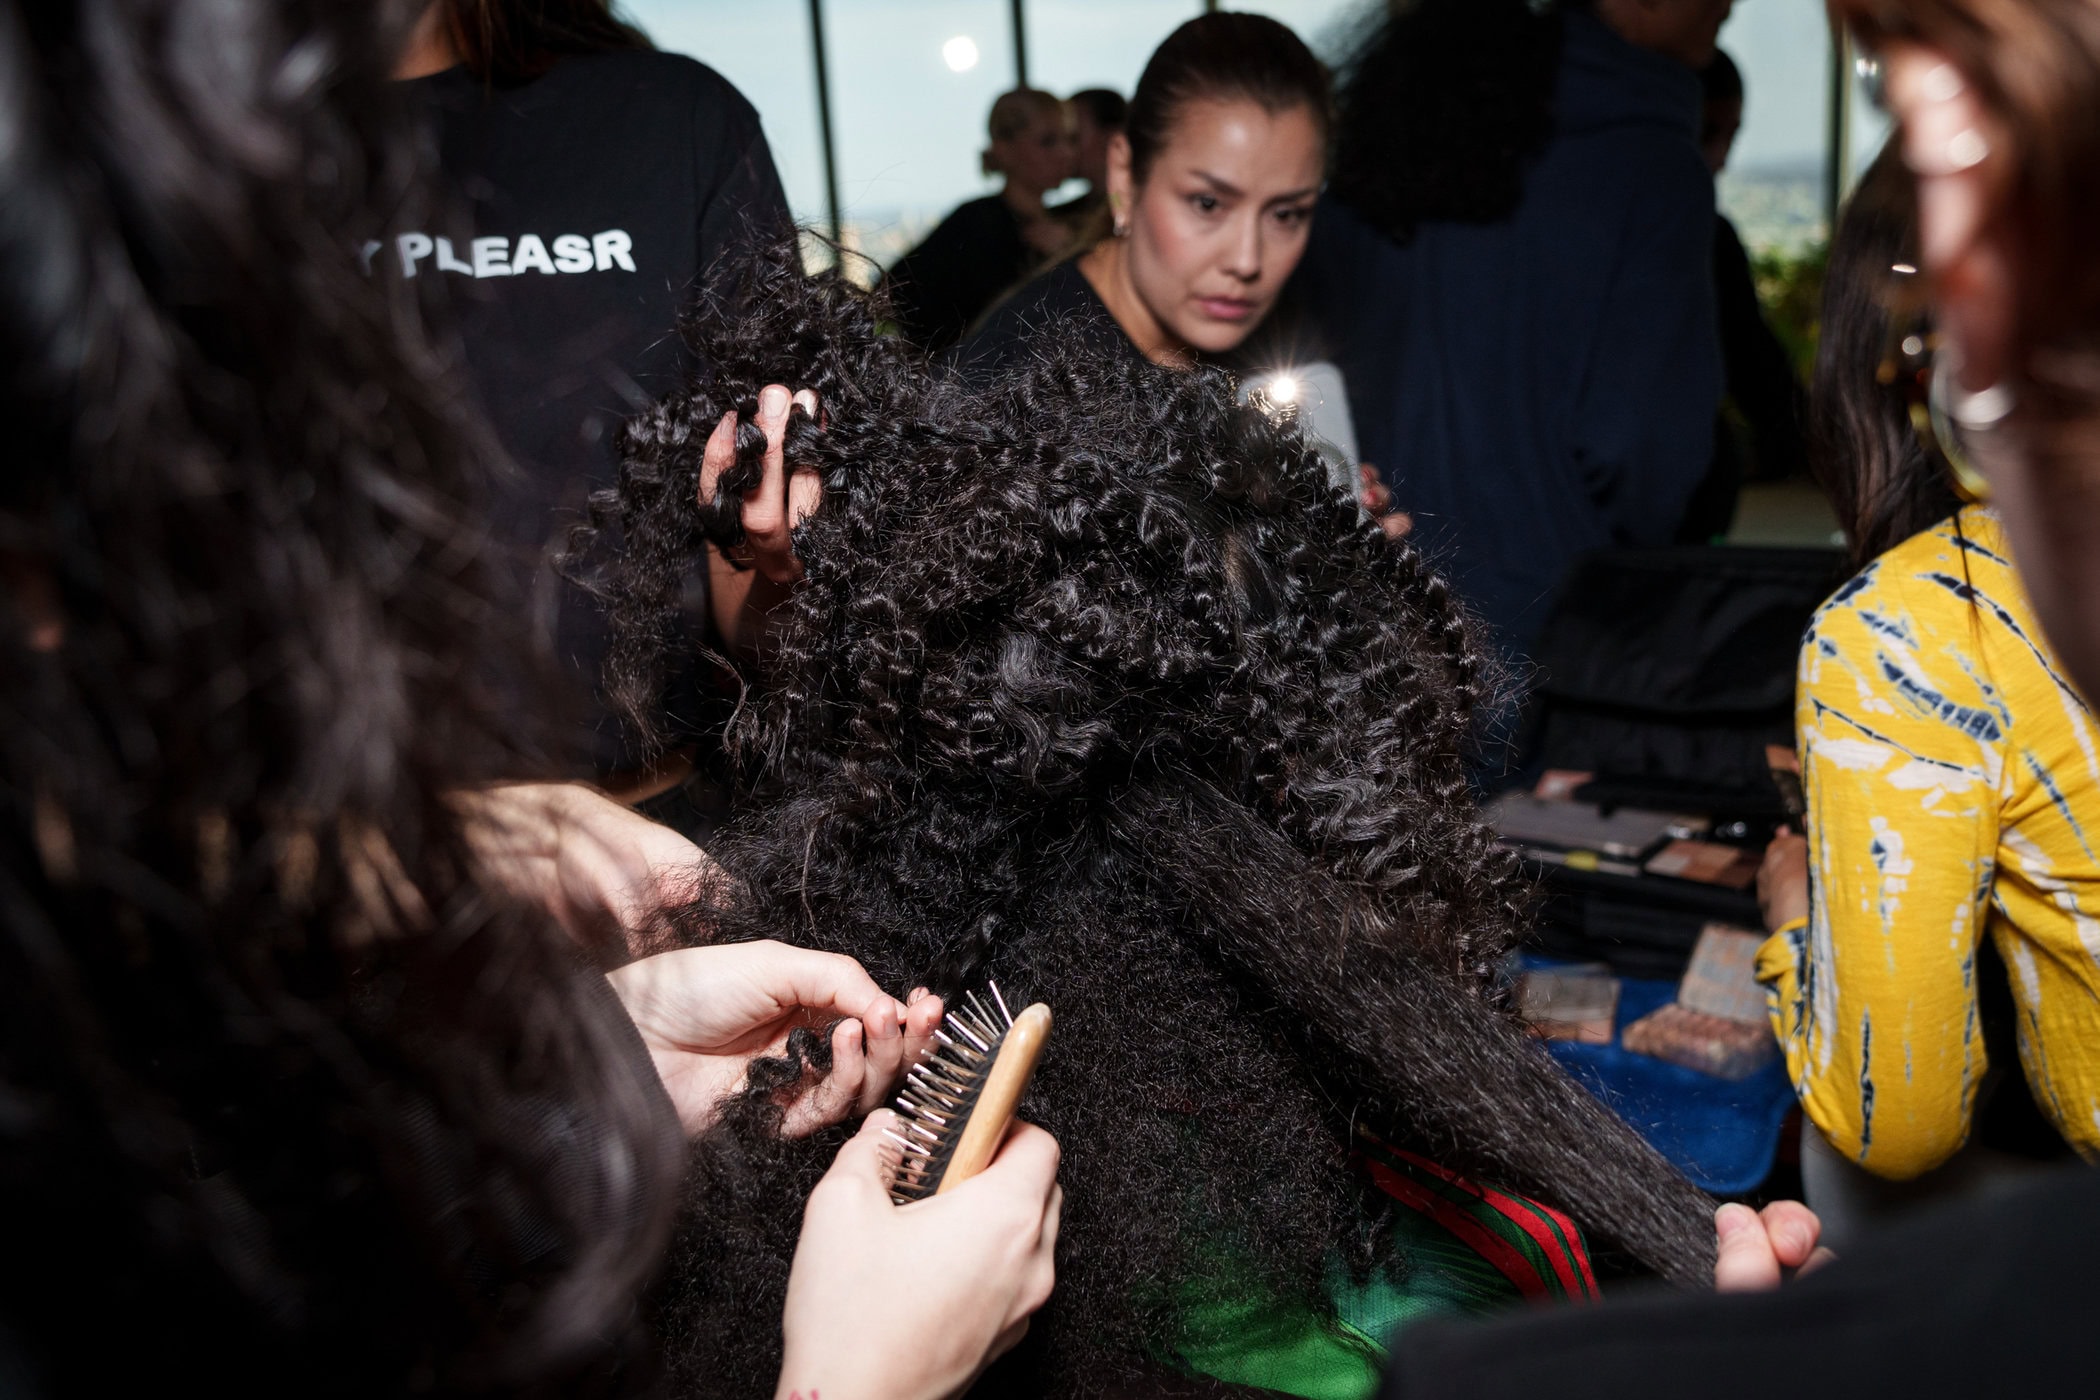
[1280,0,1731,671]
[884,87,1074,355]
[1848,0,2100,703]
[1050,86,1128,229]
[959,13,1401,526]
[1754,146,2085,1251]
[394,0,793,811]
[0,1,1061,1395]
[1678,47,1810,542]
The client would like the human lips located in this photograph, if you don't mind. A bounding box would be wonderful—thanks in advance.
[1195,295,1256,322]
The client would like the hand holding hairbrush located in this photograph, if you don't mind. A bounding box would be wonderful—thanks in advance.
[884,983,1054,1203]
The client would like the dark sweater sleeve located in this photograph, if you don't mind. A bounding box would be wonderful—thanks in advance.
[887,209,980,353]
[1568,143,1723,547]
[887,200,1030,354]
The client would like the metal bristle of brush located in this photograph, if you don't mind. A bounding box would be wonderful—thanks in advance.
[884,982,1053,1205]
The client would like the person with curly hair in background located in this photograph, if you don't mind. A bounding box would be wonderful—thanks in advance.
[573,241,1737,1400]
[1277,0,1732,681]
[0,3,1061,1396]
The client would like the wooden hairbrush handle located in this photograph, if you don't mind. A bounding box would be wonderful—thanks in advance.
[936,1002,1052,1192]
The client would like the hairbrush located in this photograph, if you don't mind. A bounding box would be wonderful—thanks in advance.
[883,983,1053,1204]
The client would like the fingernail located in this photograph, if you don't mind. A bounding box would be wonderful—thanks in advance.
[1946,128,1989,171]
[1715,1203,1751,1238]
[760,385,789,419]
[1921,62,1964,102]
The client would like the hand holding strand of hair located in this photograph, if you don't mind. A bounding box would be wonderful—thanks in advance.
[606,941,945,1136]
[705,383,822,655]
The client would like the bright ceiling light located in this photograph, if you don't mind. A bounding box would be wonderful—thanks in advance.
[942,35,980,72]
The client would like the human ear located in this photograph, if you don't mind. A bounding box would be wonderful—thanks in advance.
[1106,133,1135,206]
[1105,132,1138,236]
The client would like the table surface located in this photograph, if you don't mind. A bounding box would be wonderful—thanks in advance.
[1531,960,1797,1196]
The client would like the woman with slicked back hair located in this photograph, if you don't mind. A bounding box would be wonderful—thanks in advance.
[965,12,1331,372]
[960,13,1404,527]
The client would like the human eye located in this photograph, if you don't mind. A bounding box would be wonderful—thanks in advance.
[1274,203,1313,227]
[1188,192,1221,215]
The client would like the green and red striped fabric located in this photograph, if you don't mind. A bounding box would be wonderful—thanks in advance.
[1352,1132,1599,1306]
[1171,1134,1600,1400]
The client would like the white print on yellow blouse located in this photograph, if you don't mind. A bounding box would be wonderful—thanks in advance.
[359,230,636,278]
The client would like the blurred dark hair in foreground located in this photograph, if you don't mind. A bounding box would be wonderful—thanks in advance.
[0,1,679,1392]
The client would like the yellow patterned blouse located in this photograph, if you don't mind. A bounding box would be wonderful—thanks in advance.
[1757,506,2100,1177]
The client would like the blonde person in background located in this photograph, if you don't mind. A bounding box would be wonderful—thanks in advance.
[1756,147,2096,1247]
[884,88,1075,354]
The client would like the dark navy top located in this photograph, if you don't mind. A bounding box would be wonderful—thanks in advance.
[1281,12,1722,662]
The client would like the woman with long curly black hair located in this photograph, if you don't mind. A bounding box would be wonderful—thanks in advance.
[579,242,1724,1398]
[0,3,1058,1395]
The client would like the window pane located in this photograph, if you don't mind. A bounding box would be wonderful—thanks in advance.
[826,0,1019,272]
[1846,42,1895,189]
[627,0,829,231]
[1714,3,1833,254]
[1025,0,1199,96]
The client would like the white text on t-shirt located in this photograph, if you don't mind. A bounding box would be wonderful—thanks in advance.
[362,230,637,278]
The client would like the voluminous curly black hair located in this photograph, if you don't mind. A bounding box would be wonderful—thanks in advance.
[574,241,1717,1397]
[1,1,681,1393]
[1327,0,1565,246]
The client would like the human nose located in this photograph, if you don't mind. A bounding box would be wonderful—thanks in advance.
[1223,210,1262,284]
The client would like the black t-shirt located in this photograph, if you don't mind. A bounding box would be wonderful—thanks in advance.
[885,194,1044,355]
[395,51,789,774]
[1379,1163,2098,1400]
[953,256,1137,388]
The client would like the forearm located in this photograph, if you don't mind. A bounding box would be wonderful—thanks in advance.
[1776,773,1988,1175]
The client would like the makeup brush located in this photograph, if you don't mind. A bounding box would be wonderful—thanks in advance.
[883,982,1053,1204]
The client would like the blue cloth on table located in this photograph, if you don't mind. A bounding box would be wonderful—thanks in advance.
[1540,969,1794,1196]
